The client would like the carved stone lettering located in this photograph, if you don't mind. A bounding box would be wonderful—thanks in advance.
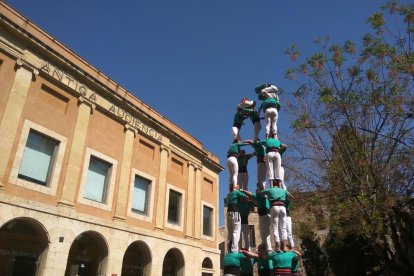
[52,68,63,81]
[40,61,163,141]
[78,85,87,96]
[89,93,96,102]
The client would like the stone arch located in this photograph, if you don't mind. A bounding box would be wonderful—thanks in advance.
[121,240,152,276]
[0,217,50,276]
[64,230,108,276]
[202,257,213,269]
[162,247,185,276]
[201,257,214,276]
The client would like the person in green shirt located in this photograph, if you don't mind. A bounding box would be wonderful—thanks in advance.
[226,185,248,253]
[256,83,281,139]
[240,253,255,276]
[265,134,287,188]
[240,247,301,276]
[232,98,261,143]
[223,251,248,276]
[227,141,251,191]
[261,181,290,251]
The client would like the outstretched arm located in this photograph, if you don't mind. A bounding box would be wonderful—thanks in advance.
[240,249,259,259]
[240,189,254,198]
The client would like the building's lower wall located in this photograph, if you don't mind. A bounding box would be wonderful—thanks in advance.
[0,192,220,276]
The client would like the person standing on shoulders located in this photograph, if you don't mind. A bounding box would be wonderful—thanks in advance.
[226,185,249,253]
[261,180,290,251]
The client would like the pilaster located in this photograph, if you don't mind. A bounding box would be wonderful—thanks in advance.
[0,60,36,188]
[155,140,170,230]
[193,165,202,239]
[185,161,196,238]
[113,125,137,221]
[58,96,94,207]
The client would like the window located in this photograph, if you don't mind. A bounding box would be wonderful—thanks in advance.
[203,206,213,237]
[167,190,182,224]
[131,175,151,215]
[10,120,67,196]
[18,130,59,186]
[83,156,111,203]
[78,148,117,210]
[202,201,215,240]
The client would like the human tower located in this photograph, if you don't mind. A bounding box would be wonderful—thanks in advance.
[224,83,300,276]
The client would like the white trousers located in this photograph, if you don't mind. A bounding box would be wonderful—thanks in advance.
[266,151,281,181]
[286,216,294,248]
[259,214,272,251]
[232,126,241,142]
[270,206,287,243]
[227,211,241,252]
[238,172,249,190]
[226,156,238,188]
[279,166,287,190]
[264,107,278,138]
[257,162,267,188]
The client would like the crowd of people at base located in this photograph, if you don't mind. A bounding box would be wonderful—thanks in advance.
[224,84,301,276]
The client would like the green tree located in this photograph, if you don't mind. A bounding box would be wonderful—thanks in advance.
[284,1,414,274]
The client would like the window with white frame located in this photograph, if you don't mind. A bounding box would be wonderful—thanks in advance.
[167,189,182,225]
[83,156,112,203]
[131,175,151,215]
[77,148,117,210]
[203,205,213,237]
[18,130,59,186]
[10,120,67,196]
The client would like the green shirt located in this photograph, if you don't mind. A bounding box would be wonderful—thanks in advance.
[260,97,281,111]
[291,257,299,272]
[266,138,282,149]
[268,251,298,269]
[233,108,254,125]
[251,140,267,157]
[252,192,270,210]
[240,258,255,273]
[223,252,246,267]
[262,187,288,203]
[227,142,249,155]
[227,190,248,206]
[257,258,273,270]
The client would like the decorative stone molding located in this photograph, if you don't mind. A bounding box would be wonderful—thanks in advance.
[77,96,96,113]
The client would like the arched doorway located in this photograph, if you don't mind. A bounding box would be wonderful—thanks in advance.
[121,241,152,276]
[0,217,49,276]
[65,231,108,276]
[162,248,184,276]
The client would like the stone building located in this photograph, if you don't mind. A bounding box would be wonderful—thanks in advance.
[0,2,223,275]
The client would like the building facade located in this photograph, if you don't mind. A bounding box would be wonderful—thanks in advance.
[0,2,223,275]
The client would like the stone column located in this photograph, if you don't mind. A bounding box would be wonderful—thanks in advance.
[155,140,170,230]
[0,61,36,188]
[113,125,137,221]
[185,161,195,238]
[193,165,202,239]
[58,97,95,207]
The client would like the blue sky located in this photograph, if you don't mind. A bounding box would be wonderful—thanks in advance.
[5,0,406,225]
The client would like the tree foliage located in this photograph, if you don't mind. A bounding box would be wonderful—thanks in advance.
[284,1,414,274]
